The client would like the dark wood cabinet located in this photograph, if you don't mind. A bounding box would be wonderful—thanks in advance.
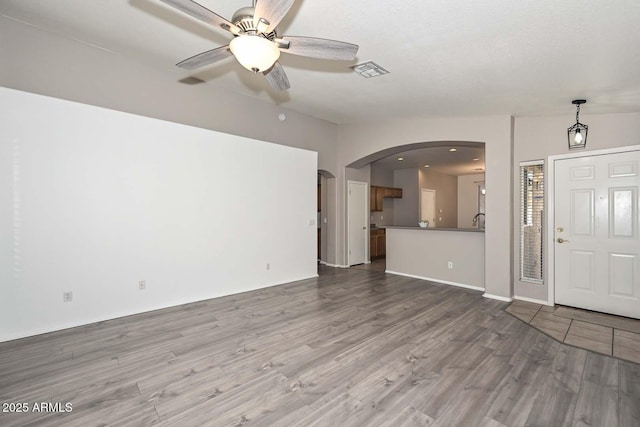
[370,186,377,211]
[370,228,386,258]
[375,186,384,211]
[370,186,383,212]
[370,186,402,212]
[376,232,386,256]
[383,187,403,198]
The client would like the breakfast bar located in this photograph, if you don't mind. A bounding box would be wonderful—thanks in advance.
[384,226,485,291]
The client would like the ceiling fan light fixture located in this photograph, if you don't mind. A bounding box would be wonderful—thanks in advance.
[160,0,359,90]
[230,35,280,73]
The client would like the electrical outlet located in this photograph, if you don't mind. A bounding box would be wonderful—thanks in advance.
[266,263,270,270]
[63,291,73,302]
[447,261,453,269]
[138,280,146,290]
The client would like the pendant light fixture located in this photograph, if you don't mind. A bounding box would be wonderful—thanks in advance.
[567,99,588,150]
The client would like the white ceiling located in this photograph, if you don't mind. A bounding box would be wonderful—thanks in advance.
[1,0,640,124]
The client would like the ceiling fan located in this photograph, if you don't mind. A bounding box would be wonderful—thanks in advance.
[159,0,359,90]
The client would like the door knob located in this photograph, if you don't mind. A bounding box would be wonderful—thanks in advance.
[556,238,569,243]
[363,226,366,230]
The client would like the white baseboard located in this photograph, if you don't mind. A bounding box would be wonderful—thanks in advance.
[514,296,552,306]
[385,270,485,292]
[483,293,514,303]
[324,263,349,268]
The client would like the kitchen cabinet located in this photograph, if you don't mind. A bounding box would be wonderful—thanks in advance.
[370,186,385,212]
[370,228,386,258]
[384,187,403,198]
[370,186,402,212]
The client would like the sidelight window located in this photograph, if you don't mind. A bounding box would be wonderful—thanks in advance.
[520,161,544,283]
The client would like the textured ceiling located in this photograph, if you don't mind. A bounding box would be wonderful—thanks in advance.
[1,0,640,125]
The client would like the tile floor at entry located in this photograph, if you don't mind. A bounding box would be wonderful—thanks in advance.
[506,300,640,364]
[349,260,640,365]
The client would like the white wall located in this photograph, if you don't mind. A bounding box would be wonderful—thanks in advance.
[393,169,420,226]
[0,16,341,268]
[0,88,318,342]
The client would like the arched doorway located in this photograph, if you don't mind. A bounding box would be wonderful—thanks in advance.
[335,116,514,301]
[345,141,485,266]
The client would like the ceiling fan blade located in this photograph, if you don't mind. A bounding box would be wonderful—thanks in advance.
[253,0,295,33]
[176,45,232,69]
[279,36,358,61]
[263,61,290,91]
[159,0,240,35]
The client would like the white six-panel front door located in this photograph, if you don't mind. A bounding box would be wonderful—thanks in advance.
[554,150,640,319]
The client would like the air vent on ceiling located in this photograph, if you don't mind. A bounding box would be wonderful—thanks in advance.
[351,61,389,78]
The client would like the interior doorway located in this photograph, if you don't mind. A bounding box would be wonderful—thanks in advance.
[420,189,436,227]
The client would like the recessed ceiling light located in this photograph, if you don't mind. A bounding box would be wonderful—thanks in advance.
[397,157,404,161]
[424,165,430,168]
[449,148,457,152]
[473,158,480,161]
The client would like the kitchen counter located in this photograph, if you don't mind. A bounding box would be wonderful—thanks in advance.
[382,226,484,232]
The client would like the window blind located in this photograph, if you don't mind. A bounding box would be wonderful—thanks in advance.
[520,162,544,283]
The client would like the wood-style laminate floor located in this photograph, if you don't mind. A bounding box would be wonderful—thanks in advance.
[1,265,639,426]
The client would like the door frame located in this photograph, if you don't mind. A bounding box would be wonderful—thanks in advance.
[420,188,436,227]
[546,144,640,306]
[347,180,369,266]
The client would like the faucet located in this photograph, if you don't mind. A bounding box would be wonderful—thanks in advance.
[473,213,485,227]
